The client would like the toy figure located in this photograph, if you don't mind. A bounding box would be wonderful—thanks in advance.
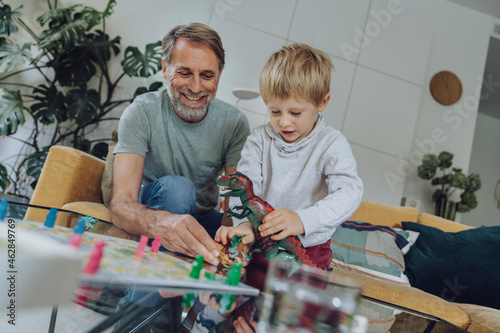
[215,236,250,277]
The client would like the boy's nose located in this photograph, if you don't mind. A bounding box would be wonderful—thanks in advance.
[279,115,291,127]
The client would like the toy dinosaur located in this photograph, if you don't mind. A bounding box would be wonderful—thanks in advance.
[216,171,331,271]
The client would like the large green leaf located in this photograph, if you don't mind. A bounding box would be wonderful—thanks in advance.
[87,30,121,61]
[0,41,31,72]
[102,0,117,18]
[90,142,108,160]
[121,41,162,78]
[0,88,24,136]
[133,81,164,99]
[0,163,9,191]
[31,84,68,124]
[66,89,100,126]
[26,150,48,188]
[0,5,22,36]
[37,6,102,50]
[52,45,98,86]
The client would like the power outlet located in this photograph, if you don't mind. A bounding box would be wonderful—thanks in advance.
[402,197,421,211]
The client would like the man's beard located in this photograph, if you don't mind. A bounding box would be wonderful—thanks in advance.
[167,86,214,120]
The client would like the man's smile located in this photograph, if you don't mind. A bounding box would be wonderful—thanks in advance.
[182,92,207,102]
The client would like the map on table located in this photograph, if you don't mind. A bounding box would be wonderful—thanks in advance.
[7,220,259,296]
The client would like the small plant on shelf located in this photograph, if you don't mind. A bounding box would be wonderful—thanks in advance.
[417,151,481,221]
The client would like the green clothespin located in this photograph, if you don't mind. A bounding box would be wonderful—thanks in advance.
[218,262,243,313]
[189,255,204,279]
[82,214,98,230]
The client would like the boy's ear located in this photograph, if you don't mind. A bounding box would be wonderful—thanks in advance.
[318,93,331,112]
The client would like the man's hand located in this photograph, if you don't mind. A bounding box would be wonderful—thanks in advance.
[155,211,220,266]
[259,207,304,240]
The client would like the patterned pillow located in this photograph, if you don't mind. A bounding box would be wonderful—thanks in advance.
[330,220,419,285]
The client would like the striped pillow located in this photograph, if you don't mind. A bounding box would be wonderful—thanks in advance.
[330,220,419,285]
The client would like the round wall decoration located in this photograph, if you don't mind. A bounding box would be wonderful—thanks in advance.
[429,71,462,105]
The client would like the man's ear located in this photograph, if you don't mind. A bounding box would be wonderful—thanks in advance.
[162,58,167,77]
[318,93,331,112]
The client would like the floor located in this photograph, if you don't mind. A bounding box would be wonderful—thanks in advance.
[0,302,111,333]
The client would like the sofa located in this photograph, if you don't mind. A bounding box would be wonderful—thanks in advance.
[25,145,500,332]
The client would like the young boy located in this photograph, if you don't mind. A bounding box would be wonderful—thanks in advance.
[215,43,363,289]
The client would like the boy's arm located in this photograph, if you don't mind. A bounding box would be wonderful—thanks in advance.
[228,128,265,227]
[297,136,363,242]
[260,207,304,240]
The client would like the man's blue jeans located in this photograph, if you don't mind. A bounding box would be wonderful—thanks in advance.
[119,175,223,309]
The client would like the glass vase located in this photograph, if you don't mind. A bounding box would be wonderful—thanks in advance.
[434,196,456,221]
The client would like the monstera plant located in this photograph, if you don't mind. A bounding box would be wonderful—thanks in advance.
[0,0,163,198]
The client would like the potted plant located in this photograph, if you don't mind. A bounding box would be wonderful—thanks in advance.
[417,151,481,220]
[0,0,163,201]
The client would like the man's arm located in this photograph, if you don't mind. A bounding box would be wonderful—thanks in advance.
[109,153,219,265]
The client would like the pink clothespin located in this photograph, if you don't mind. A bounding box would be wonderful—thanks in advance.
[84,240,105,274]
[150,235,162,253]
[135,235,149,259]
[70,234,83,248]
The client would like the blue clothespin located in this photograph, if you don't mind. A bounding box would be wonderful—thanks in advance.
[73,219,86,234]
[44,208,58,228]
[0,199,8,220]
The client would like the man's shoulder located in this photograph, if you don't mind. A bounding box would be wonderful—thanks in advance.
[210,98,240,114]
[210,98,249,130]
[123,90,168,118]
[132,89,165,106]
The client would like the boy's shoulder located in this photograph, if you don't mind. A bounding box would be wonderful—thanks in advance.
[317,122,346,141]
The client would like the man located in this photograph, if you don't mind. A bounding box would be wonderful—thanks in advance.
[109,23,250,267]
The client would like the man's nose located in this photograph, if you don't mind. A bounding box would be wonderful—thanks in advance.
[187,75,202,94]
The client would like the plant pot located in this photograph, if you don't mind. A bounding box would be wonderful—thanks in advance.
[434,196,456,221]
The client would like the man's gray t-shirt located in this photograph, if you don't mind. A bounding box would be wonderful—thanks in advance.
[114,89,250,213]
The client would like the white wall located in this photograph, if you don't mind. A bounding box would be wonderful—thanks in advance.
[0,0,496,225]
[463,111,500,227]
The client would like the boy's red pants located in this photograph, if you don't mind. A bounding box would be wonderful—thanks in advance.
[244,239,332,291]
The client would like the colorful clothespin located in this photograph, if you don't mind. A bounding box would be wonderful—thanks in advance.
[44,208,57,228]
[0,199,8,220]
[134,235,148,259]
[84,240,105,274]
[70,219,86,248]
[150,235,162,253]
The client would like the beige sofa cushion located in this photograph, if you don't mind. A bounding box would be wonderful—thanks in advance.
[417,212,475,232]
[25,146,105,223]
[456,303,500,333]
[328,266,471,329]
[101,129,118,207]
[57,201,111,234]
[349,200,418,228]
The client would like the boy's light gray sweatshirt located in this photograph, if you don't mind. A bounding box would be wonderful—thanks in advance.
[231,115,363,248]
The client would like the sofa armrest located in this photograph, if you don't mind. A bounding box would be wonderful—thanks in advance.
[329,266,471,329]
[25,146,105,223]
[349,200,419,228]
[417,212,475,232]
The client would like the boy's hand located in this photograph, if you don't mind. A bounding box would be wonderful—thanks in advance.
[260,207,304,240]
[233,316,258,333]
[215,222,255,247]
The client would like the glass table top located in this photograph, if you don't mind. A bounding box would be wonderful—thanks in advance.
[0,202,468,333]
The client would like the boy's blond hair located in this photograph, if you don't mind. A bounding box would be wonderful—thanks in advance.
[259,43,333,106]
